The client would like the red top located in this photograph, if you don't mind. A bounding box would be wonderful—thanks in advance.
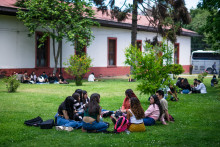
[121,97,130,111]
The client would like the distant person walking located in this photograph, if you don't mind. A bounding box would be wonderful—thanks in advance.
[212,62,217,74]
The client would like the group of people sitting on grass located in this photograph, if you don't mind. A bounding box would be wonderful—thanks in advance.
[13,71,68,84]
[55,88,173,133]
[175,77,207,94]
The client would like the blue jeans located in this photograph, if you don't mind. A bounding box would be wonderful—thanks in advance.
[182,89,190,94]
[57,116,82,128]
[143,117,155,126]
[82,121,108,132]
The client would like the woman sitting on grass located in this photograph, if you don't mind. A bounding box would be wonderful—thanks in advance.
[56,96,82,131]
[127,97,146,132]
[121,89,138,113]
[82,93,108,133]
[143,95,163,126]
[181,78,192,94]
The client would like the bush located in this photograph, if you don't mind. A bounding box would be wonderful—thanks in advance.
[3,75,20,92]
[169,64,185,78]
[125,40,174,95]
[198,71,208,82]
[64,54,92,86]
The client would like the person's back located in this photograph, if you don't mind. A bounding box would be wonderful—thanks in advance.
[195,80,207,94]
[211,75,218,87]
[88,73,95,82]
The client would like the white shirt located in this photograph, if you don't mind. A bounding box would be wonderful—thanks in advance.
[195,83,207,94]
[88,74,95,82]
[129,109,143,124]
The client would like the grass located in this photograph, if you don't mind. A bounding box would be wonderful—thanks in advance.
[0,77,220,147]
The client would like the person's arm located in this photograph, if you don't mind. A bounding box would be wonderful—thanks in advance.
[62,110,69,120]
[121,98,127,112]
[144,105,153,117]
[96,107,101,122]
[165,110,170,121]
[126,109,132,120]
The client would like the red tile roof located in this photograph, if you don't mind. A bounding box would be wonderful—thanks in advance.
[0,0,197,34]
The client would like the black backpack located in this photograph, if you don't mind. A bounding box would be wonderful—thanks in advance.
[24,116,43,127]
[39,119,55,129]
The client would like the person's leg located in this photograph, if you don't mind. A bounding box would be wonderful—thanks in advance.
[57,116,70,126]
[93,121,108,132]
[182,89,189,94]
[65,120,82,129]
[143,117,155,126]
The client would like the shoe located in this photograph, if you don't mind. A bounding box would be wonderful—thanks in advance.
[64,127,74,132]
[56,126,64,131]
[188,91,192,94]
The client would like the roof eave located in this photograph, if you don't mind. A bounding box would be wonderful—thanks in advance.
[0,6,18,16]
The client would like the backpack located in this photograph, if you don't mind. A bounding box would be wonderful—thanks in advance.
[114,116,129,133]
[39,119,55,129]
[24,116,43,127]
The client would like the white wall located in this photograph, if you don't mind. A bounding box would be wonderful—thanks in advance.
[176,36,191,65]
[0,15,35,68]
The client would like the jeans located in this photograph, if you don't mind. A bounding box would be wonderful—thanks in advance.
[57,116,82,128]
[82,121,108,132]
[143,117,155,126]
[182,89,190,94]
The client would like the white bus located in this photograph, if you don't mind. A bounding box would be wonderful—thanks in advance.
[191,50,220,74]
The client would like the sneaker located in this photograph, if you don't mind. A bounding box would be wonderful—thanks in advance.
[64,127,74,132]
[188,91,192,94]
[56,126,64,131]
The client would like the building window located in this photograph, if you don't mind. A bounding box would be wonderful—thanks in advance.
[108,37,117,66]
[174,43,179,64]
[136,40,142,51]
[35,32,50,67]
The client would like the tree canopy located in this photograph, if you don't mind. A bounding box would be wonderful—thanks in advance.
[17,0,98,73]
[198,0,220,50]
[92,0,191,45]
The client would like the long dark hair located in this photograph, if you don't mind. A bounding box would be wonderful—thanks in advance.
[85,93,100,116]
[75,89,83,102]
[182,78,189,87]
[82,90,88,104]
[151,95,163,118]
[63,96,75,119]
[125,89,137,99]
[130,97,145,119]
[72,93,80,102]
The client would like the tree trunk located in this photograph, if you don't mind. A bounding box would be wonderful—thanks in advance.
[52,33,61,74]
[131,0,138,46]
[59,40,63,74]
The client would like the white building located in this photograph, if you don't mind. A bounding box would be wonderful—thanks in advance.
[0,0,198,78]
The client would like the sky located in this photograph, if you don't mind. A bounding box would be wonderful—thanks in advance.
[115,0,201,10]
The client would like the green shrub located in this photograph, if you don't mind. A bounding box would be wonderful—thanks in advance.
[3,75,20,92]
[198,71,208,82]
[125,40,174,95]
[64,54,92,86]
[169,64,185,78]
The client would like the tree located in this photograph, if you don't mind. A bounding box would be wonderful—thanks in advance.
[125,40,174,94]
[184,8,211,51]
[92,0,191,45]
[17,0,98,73]
[198,0,220,50]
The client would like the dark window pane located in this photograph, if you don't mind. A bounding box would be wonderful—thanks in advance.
[36,33,48,67]
[108,39,116,66]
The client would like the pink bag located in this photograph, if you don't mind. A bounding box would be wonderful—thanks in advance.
[114,116,129,133]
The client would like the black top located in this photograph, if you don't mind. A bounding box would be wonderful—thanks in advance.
[48,76,58,82]
[59,76,64,82]
[181,84,191,91]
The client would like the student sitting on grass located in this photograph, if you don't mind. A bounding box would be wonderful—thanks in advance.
[82,93,108,133]
[156,90,170,125]
[194,80,207,94]
[126,97,146,132]
[58,73,68,84]
[121,89,138,113]
[143,95,163,126]
[56,96,83,131]
[167,84,179,101]
[48,73,58,84]
[211,75,218,87]
[74,89,84,120]
[22,71,31,83]
[180,78,192,94]
[41,72,48,82]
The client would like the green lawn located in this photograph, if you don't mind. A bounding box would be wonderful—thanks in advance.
[0,77,220,147]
